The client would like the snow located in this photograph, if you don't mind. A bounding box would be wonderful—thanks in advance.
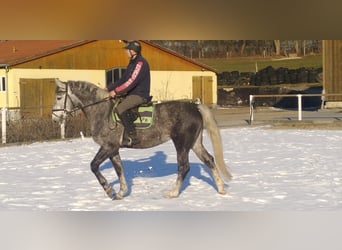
[1,126,342,211]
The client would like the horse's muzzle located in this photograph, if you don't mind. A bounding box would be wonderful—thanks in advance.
[51,110,65,123]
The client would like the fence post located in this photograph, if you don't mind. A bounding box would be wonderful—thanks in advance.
[249,95,254,124]
[2,108,6,144]
[297,94,302,121]
[60,120,65,139]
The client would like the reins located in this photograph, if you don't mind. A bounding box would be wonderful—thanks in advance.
[68,96,111,115]
[52,81,112,116]
[52,81,124,130]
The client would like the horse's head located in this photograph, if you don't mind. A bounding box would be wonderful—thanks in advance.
[51,79,81,123]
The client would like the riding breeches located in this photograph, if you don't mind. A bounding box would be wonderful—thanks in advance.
[115,95,146,115]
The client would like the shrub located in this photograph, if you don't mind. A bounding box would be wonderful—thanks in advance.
[3,113,91,144]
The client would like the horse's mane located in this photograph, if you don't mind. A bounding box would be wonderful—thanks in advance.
[67,80,108,102]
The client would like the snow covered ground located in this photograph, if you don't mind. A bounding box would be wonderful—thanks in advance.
[1,126,342,211]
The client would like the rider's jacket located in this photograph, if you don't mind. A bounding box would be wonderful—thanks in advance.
[107,54,151,100]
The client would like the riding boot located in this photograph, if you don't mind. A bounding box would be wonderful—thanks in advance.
[118,111,140,147]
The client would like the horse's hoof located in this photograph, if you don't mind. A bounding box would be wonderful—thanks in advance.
[105,188,116,199]
[109,192,124,200]
[113,195,123,200]
[218,190,227,195]
[165,192,179,199]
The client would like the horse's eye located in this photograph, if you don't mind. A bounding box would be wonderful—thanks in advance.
[57,96,63,100]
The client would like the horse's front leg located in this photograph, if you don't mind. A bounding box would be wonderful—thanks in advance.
[91,146,116,199]
[110,154,128,199]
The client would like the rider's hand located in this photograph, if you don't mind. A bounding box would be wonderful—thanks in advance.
[109,90,116,98]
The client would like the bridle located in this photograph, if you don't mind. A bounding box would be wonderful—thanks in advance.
[52,81,111,119]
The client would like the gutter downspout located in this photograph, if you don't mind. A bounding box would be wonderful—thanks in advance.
[0,64,9,109]
[0,64,9,144]
[5,65,9,109]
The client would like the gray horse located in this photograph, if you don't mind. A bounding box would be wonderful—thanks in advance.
[52,79,232,199]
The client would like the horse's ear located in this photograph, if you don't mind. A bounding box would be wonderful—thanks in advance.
[55,78,66,90]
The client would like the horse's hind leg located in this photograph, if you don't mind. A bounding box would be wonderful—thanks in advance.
[167,150,190,198]
[110,154,128,199]
[91,146,116,199]
[192,135,226,195]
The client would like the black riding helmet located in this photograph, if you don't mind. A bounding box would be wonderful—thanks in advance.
[124,41,142,54]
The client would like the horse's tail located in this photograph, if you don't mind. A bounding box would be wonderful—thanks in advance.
[197,104,232,182]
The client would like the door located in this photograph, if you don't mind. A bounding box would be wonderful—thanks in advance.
[192,76,213,105]
[20,78,56,117]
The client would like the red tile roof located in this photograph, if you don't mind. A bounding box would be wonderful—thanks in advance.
[0,40,93,66]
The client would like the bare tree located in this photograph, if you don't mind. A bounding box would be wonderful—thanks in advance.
[274,40,281,56]
[295,40,303,56]
[240,40,246,56]
[149,40,321,58]
[198,40,205,58]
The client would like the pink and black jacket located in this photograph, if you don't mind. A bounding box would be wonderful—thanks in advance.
[107,55,151,100]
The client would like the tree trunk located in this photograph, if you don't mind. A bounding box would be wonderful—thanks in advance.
[240,40,246,56]
[295,40,303,56]
[274,40,281,56]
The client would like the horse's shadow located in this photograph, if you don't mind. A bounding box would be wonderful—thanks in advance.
[100,151,217,196]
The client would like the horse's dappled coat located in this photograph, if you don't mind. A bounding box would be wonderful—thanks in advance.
[52,79,232,199]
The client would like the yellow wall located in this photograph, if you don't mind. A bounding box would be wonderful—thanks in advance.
[151,71,217,103]
[1,69,105,108]
[1,68,217,108]
[1,41,218,109]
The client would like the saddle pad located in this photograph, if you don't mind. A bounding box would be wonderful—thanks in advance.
[112,105,154,129]
[134,106,154,128]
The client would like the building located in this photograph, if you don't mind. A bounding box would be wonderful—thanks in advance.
[0,40,218,118]
[323,40,342,108]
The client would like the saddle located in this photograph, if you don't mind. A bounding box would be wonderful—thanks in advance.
[111,98,155,129]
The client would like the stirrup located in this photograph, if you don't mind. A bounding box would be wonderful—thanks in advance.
[121,135,140,147]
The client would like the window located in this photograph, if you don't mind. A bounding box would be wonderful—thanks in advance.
[105,68,126,86]
[0,77,5,92]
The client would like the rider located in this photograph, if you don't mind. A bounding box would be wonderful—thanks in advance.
[106,40,151,147]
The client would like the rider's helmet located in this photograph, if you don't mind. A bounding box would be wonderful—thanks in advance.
[124,40,142,54]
